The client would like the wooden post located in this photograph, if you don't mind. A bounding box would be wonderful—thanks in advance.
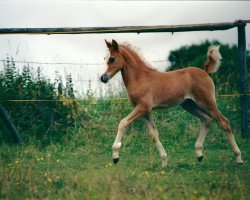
[0,104,24,144]
[237,22,249,137]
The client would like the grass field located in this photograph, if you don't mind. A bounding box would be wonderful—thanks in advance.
[0,97,249,199]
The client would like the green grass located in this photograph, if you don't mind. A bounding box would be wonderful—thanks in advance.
[0,97,249,199]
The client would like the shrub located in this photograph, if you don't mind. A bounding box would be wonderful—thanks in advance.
[0,57,86,144]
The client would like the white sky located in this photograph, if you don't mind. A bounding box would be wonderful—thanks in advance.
[0,1,250,96]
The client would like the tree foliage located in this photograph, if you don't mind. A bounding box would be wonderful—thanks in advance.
[168,40,250,94]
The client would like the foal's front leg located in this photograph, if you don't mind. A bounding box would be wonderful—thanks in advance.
[143,114,168,167]
[112,105,145,164]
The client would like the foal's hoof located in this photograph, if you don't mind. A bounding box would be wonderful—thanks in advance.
[235,157,244,164]
[236,160,244,165]
[113,158,119,164]
[197,156,203,162]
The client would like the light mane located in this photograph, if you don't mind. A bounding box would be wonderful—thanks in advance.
[120,43,158,72]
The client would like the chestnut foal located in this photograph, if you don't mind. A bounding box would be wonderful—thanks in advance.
[100,40,243,167]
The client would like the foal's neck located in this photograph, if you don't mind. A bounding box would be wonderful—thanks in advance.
[120,64,137,88]
[120,50,146,88]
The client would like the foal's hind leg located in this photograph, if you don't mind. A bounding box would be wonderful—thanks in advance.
[195,98,243,164]
[181,99,212,162]
[211,108,243,164]
[143,114,168,167]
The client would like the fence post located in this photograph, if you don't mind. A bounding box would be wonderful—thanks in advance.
[0,104,24,144]
[237,22,249,137]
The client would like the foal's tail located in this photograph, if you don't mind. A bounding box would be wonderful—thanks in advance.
[204,45,222,74]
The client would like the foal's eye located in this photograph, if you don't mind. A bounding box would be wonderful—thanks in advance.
[108,56,116,64]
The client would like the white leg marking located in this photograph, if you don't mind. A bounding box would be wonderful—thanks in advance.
[112,118,128,159]
[195,122,209,158]
[226,132,243,163]
[112,106,145,161]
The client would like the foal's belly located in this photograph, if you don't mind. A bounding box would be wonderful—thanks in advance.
[154,96,186,109]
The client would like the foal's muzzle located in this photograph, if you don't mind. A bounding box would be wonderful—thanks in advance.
[100,72,110,83]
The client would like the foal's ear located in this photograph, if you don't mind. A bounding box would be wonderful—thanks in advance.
[111,39,119,51]
[105,39,112,49]
[105,39,119,51]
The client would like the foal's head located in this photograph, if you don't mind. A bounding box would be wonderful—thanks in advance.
[100,39,124,83]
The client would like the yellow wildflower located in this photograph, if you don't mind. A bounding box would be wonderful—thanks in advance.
[47,177,52,183]
[160,171,165,175]
[105,163,113,168]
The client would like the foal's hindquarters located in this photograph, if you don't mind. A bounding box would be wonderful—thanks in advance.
[178,68,243,165]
